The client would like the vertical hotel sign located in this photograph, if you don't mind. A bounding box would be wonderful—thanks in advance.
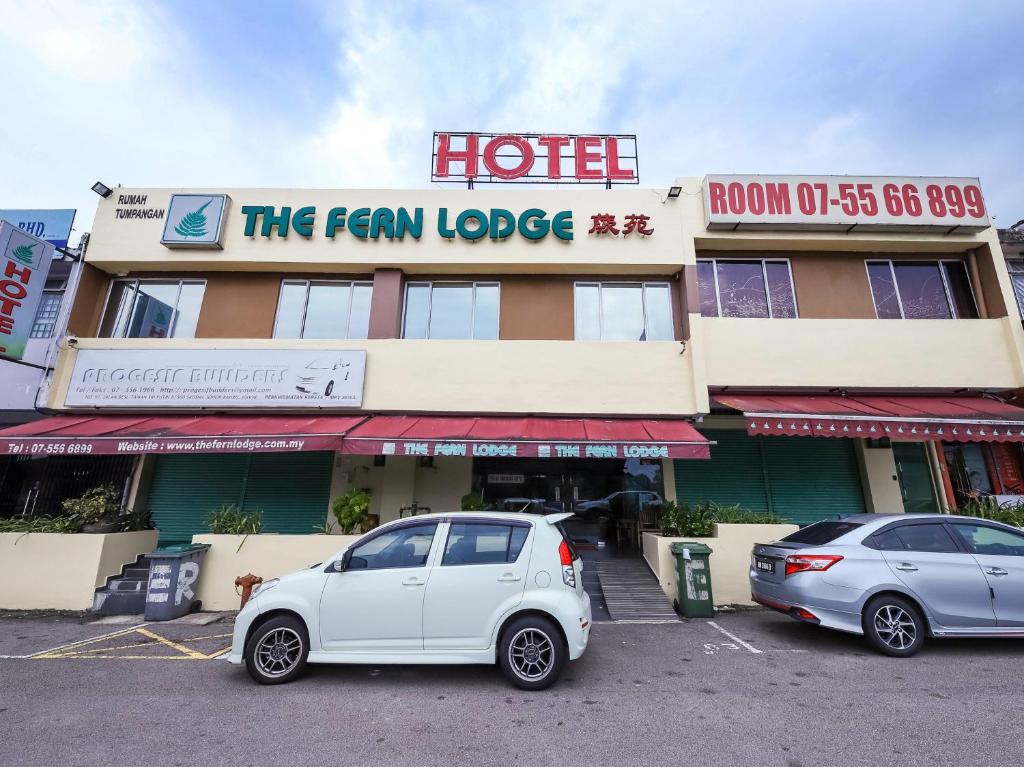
[0,221,55,361]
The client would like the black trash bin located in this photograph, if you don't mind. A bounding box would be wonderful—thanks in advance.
[144,544,211,621]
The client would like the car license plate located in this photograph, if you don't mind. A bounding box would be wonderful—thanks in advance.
[755,557,774,573]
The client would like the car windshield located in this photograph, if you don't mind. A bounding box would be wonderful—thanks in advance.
[781,520,862,545]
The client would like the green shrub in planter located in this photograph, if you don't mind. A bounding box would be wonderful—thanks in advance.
[659,500,780,537]
[332,489,373,534]
[208,505,263,535]
[460,491,489,511]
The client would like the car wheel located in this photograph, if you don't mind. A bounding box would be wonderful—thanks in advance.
[862,595,925,658]
[499,616,566,691]
[244,615,309,685]
[325,380,334,396]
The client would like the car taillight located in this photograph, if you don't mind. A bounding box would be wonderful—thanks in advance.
[784,554,843,577]
[559,540,576,588]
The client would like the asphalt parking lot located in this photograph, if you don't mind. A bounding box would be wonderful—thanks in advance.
[2,609,1022,767]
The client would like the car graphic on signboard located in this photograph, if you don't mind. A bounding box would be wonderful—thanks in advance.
[294,357,351,397]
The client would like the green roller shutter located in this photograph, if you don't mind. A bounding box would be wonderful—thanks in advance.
[147,452,333,543]
[674,429,865,526]
[675,429,769,513]
[761,436,865,525]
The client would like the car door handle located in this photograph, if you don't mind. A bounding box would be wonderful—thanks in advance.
[497,574,522,583]
[894,563,918,572]
[402,576,426,587]
[984,567,1009,577]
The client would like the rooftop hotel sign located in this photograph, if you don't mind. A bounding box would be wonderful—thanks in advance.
[431,132,639,185]
[703,175,990,234]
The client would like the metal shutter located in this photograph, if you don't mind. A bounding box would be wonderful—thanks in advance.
[243,452,333,534]
[674,429,770,513]
[761,436,865,524]
[147,454,249,544]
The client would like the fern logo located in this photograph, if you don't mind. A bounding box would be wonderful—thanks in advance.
[11,243,36,266]
[173,200,212,239]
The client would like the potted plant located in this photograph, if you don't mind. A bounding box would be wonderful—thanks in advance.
[461,491,489,511]
[332,489,373,534]
[61,484,124,533]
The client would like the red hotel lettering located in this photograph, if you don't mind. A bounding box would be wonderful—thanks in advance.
[604,137,635,181]
[435,133,479,178]
[482,134,534,179]
[537,135,569,178]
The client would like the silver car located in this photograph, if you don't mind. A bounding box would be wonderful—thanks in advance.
[750,514,1024,656]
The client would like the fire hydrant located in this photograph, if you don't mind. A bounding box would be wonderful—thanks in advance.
[235,573,263,609]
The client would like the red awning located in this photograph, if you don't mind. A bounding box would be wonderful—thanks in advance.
[715,394,1024,443]
[341,416,710,459]
[0,415,367,456]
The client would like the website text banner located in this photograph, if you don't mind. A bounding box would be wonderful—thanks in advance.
[342,439,710,460]
[703,175,990,232]
[0,434,342,456]
[65,348,366,408]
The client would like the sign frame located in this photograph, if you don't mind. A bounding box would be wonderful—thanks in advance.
[160,194,231,249]
[0,221,56,361]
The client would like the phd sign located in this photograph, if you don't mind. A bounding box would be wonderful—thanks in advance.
[0,222,55,361]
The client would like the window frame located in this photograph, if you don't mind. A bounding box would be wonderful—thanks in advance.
[440,519,532,567]
[341,520,440,572]
[1007,259,1024,320]
[400,280,501,340]
[29,289,64,339]
[864,259,978,320]
[572,280,676,340]
[950,521,1024,557]
[272,279,373,340]
[695,257,799,319]
[98,277,207,338]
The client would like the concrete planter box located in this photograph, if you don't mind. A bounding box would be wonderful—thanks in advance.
[642,523,799,606]
[0,530,159,611]
[191,534,361,611]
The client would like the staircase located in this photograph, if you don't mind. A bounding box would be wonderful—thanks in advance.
[92,555,152,615]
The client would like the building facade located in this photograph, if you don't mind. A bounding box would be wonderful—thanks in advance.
[4,178,1024,552]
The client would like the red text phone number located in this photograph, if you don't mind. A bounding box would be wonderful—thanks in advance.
[708,180,986,220]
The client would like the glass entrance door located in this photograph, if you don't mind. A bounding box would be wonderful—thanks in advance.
[892,442,939,513]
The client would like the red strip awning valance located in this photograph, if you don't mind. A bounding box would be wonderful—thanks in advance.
[0,415,367,456]
[341,416,710,459]
[715,394,1024,442]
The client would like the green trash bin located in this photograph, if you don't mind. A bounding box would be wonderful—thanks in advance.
[670,542,715,618]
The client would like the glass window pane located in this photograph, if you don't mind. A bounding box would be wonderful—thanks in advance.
[941,262,978,319]
[128,282,179,338]
[349,523,437,570]
[601,283,646,340]
[428,284,474,339]
[643,284,674,340]
[99,281,138,338]
[30,292,63,338]
[765,262,797,318]
[348,283,372,339]
[472,284,499,340]
[952,523,1024,556]
[443,523,513,565]
[273,282,307,339]
[892,262,951,319]
[867,262,902,319]
[574,284,600,340]
[171,283,204,338]
[716,261,768,318]
[696,261,718,317]
[403,284,430,339]
[303,282,350,339]
[1011,273,1024,320]
[892,524,959,553]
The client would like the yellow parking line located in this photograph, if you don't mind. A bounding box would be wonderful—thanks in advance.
[31,626,145,657]
[134,628,208,660]
[32,626,234,661]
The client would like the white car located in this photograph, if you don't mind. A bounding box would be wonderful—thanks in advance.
[228,511,592,690]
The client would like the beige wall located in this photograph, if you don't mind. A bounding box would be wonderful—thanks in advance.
[642,524,799,606]
[191,533,359,611]
[0,531,158,610]
[855,441,905,514]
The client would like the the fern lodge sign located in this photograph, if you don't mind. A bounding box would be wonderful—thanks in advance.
[161,193,231,249]
[0,221,56,361]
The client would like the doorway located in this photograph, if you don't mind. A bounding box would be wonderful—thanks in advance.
[892,442,939,514]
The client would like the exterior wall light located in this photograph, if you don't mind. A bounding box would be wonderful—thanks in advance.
[91,182,113,198]
[667,186,682,198]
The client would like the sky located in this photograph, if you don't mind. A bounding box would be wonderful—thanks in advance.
[0,0,1022,245]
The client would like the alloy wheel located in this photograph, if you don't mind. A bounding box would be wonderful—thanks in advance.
[255,627,303,678]
[508,628,555,681]
[873,605,917,650]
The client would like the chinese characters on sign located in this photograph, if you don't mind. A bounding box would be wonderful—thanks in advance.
[588,213,654,237]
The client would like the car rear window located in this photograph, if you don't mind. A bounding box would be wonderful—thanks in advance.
[781,520,862,545]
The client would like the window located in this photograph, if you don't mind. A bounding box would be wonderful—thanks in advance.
[442,522,530,565]
[780,521,862,545]
[402,282,499,339]
[866,260,978,320]
[696,259,797,318]
[880,523,960,553]
[574,282,674,340]
[347,523,438,570]
[1008,260,1024,319]
[30,291,63,338]
[952,523,1024,557]
[99,279,206,338]
[273,280,372,339]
